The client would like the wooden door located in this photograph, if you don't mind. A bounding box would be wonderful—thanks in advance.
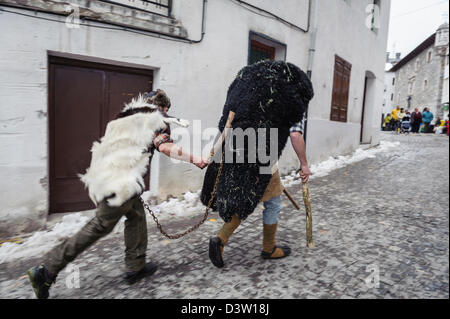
[49,56,153,213]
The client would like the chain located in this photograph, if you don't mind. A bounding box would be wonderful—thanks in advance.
[140,149,225,240]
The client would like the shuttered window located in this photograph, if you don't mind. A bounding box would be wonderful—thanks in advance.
[330,55,352,122]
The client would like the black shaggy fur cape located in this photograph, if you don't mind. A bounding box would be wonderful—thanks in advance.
[200,61,314,222]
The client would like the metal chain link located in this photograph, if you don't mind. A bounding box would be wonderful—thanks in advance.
[140,150,225,240]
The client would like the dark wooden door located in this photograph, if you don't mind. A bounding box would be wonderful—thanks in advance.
[49,56,153,213]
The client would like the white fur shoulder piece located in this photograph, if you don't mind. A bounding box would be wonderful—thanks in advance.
[122,94,155,111]
[79,94,189,207]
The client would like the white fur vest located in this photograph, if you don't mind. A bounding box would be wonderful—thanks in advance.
[79,95,186,207]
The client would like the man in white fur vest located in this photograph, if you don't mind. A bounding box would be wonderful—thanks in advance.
[27,90,209,299]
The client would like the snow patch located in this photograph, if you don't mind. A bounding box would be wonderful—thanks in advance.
[0,213,90,264]
[281,140,400,187]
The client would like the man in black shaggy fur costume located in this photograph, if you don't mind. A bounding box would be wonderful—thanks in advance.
[200,60,314,266]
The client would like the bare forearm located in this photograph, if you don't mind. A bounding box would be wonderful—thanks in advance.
[159,143,195,163]
[290,132,308,166]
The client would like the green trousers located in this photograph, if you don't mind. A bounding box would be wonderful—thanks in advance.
[44,195,148,275]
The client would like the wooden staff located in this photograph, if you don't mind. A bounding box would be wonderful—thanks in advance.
[302,181,315,248]
[283,188,300,210]
[209,111,235,159]
[283,183,314,248]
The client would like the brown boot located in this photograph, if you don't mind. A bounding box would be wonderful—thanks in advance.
[261,224,291,259]
[209,214,241,268]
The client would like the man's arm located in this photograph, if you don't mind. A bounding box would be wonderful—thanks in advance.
[290,132,311,183]
[158,142,209,169]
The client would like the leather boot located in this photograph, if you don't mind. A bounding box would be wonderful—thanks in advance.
[209,214,241,268]
[261,223,291,259]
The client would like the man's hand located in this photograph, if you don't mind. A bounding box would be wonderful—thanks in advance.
[194,157,209,169]
[299,164,311,183]
[290,131,311,183]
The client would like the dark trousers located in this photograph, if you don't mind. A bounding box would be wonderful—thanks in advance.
[411,122,420,133]
[44,195,148,275]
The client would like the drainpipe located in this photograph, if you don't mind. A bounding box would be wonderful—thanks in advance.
[304,0,318,144]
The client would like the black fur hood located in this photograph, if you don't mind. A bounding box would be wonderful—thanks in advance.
[201,61,314,222]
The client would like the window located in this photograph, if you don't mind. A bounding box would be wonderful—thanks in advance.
[391,93,394,101]
[424,79,428,89]
[249,40,275,64]
[392,77,395,86]
[415,59,420,71]
[408,81,415,95]
[112,0,171,17]
[330,55,352,122]
[427,51,432,63]
[248,32,286,65]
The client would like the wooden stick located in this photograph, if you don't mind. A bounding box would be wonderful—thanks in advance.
[302,182,315,248]
[209,111,235,159]
[283,188,300,210]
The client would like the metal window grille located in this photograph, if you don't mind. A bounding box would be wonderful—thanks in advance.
[98,0,172,17]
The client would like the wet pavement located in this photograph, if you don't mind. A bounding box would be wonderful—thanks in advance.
[0,132,448,299]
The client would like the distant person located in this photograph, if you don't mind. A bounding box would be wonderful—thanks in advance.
[433,117,445,134]
[404,111,411,122]
[445,116,450,136]
[398,108,406,121]
[383,114,392,131]
[410,108,422,133]
[391,107,401,132]
[422,108,434,133]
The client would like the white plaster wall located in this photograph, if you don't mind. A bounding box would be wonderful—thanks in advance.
[306,0,390,161]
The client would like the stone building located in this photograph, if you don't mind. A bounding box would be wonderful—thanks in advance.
[442,46,449,120]
[0,0,391,236]
[389,23,449,117]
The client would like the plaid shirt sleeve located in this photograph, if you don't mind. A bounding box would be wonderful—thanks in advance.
[151,125,174,153]
[290,120,304,134]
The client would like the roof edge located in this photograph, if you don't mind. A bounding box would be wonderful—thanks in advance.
[389,33,436,72]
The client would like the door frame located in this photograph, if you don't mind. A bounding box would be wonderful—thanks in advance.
[360,71,376,144]
[360,76,368,143]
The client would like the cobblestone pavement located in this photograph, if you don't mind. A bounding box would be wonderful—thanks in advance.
[0,132,448,299]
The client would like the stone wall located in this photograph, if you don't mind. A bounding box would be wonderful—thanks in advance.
[394,42,447,116]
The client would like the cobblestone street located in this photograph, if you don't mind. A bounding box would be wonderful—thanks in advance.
[0,132,448,299]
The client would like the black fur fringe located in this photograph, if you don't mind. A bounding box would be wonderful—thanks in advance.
[200,61,314,222]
